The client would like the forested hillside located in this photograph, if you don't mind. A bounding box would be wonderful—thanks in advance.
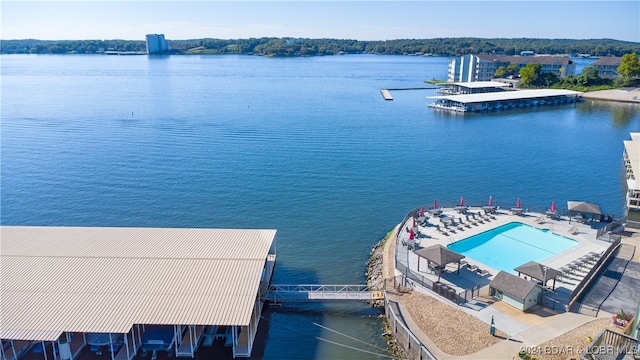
[2,37,638,57]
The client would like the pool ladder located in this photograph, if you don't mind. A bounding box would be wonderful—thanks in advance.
[449,236,456,244]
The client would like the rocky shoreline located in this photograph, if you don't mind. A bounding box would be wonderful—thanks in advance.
[365,235,386,308]
[366,231,408,360]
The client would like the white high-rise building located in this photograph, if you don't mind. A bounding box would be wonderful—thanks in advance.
[146,34,169,54]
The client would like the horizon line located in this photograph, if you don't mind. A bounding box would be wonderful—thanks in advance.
[3,36,639,43]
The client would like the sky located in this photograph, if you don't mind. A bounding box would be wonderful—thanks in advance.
[1,1,639,42]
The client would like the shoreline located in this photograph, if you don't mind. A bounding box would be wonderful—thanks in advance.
[366,228,408,359]
[581,87,640,103]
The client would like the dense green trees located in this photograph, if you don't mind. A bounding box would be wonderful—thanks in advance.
[2,37,639,57]
[617,53,640,79]
[519,63,541,85]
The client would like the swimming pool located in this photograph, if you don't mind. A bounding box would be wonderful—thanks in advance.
[447,222,577,273]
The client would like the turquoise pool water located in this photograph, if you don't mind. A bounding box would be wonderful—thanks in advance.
[447,222,577,273]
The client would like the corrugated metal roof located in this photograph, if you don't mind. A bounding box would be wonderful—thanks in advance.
[427,89,582,104]
[0,226,276,341]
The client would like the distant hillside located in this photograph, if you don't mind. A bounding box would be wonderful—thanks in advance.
[2,37,639,57]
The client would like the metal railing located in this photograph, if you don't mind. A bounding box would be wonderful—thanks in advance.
[384,282,438,360]
[265,284,372,302]
[567,237,622,312]
[596,216,626,239]
[395,208,479,305]
[580,328,639,360]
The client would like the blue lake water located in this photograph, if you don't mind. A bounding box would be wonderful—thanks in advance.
[447,222,578,273]
[1,54,639,359]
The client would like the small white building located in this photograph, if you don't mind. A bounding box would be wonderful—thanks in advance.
[489,271,542,311]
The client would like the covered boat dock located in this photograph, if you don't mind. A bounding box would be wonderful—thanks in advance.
[0,226,277,359]
[436,81,513,95]
[427,89,583,113]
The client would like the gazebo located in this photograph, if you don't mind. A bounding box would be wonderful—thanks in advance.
[514,261,562,290]
[414,244,465,281]
[567,201,601,223]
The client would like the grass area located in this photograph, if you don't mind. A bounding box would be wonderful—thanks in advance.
[550,84,620,92]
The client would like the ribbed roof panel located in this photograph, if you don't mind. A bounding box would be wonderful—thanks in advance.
[0,226,275,341]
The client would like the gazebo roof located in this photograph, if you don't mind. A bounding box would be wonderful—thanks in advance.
[490,271,539,300]
[414,244,465,267]
[514,261,562,281]
[567,201,601,215]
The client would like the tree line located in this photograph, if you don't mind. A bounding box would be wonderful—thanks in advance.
[2,37,639,57]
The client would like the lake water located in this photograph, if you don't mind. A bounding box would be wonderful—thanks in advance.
[2,54,638,359]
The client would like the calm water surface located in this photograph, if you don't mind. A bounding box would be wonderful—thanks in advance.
[2,54,639,359]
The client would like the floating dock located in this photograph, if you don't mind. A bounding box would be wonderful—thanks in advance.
[380,87,438,100]
[427,89,583,113]
[380,89,393,100]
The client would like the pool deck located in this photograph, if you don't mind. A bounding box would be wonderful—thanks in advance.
[398,207,609,294]
[390,207,624,359]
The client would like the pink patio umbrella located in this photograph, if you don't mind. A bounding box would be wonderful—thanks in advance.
[409,228,415,240]
[516,198,521,208]
[433,199,439,209]
[550,201,556,212]
[488,196,493,206]
[420,206,425,217]
[459,196,465,207]
[412,217,416,228]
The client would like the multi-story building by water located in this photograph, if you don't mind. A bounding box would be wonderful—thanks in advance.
[591,56,622,79]
[623,133,640,221]
[448,54,576,82]
[145,34,169,54]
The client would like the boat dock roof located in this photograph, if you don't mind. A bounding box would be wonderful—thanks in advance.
[437,81,512,89]
[427,89,582,104]
[1,226,276,341]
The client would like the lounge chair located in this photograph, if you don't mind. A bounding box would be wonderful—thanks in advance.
[569,225,579,235]
[477,268,490,276]
[536,215,546,224]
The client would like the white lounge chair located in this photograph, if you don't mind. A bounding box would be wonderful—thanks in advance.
[569,225,579,235]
